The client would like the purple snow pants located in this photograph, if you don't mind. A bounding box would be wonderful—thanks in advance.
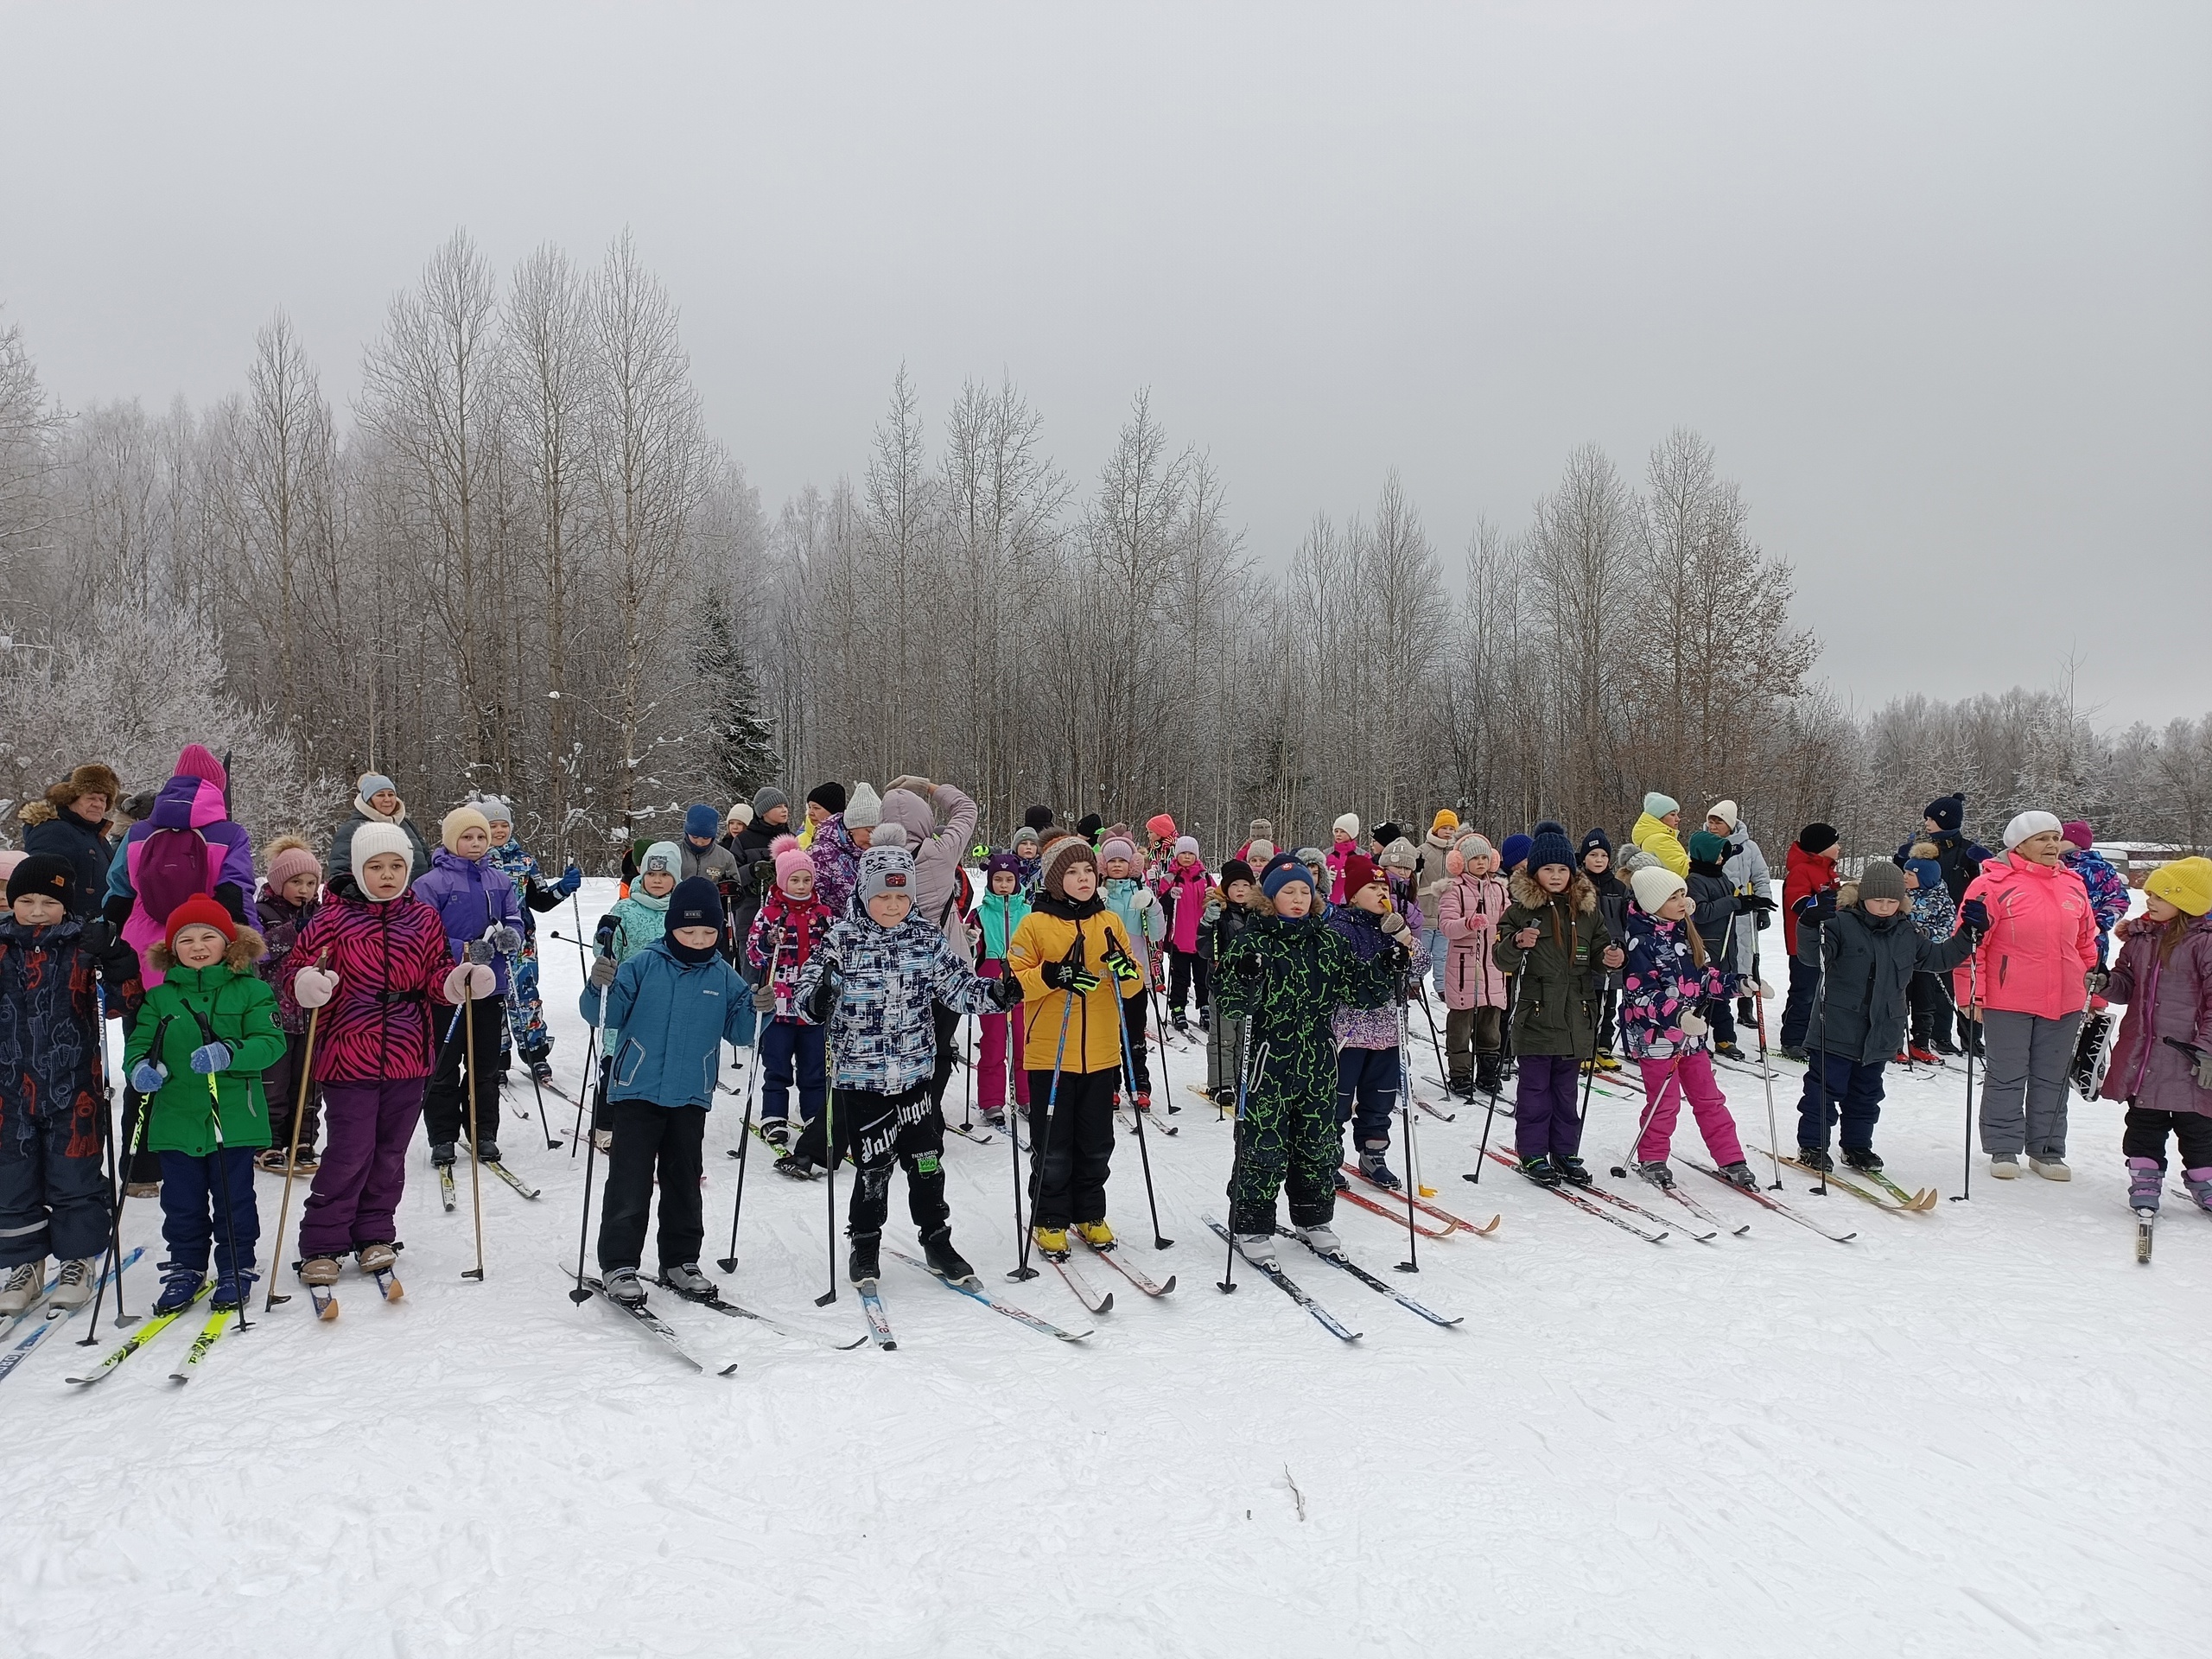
[298,1077,429,1255]
[1513,1053,1585,1162]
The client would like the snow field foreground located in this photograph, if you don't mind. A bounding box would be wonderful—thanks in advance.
[3,879,2205,1658]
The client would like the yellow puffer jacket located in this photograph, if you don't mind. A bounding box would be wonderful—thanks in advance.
[1008,896,1142,1075]
[1631,811,1689,879]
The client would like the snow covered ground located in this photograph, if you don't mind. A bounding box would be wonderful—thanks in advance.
[4,878,2205,1658]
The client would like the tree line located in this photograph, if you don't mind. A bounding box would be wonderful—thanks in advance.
[2,228,2204,868]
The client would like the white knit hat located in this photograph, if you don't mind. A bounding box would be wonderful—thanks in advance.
[1706,800,1738,831]
[2003,810,2063,851]
[1332,813,1360,841]
[845,782,883,830]
[349,822,415,898]
[1630,865,1688,915]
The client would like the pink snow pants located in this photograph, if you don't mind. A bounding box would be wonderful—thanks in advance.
[1635,1052,1745,1165]
[977,959,1029,1110]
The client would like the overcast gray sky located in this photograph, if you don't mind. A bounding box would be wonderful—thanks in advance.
[5,2,2206,726]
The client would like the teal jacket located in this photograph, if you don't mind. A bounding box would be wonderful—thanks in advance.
[579,939,750,1109]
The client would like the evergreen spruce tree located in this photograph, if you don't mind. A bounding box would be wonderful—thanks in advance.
[694,588,779,805]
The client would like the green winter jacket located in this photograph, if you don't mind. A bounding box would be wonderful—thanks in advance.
[1217,911,1395,1110]
[1491,870,1611,1058]
[125,950,285,1157]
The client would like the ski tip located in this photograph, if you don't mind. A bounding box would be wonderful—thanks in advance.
[317,1298,340,1321]
[1157,1275,1178,1294]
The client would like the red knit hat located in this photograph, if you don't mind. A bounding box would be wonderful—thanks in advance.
[164,894,238,950]
[1342,853,1383,898]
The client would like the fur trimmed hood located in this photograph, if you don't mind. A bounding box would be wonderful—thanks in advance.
[1509,868,1598,914]
[149,927,267,975]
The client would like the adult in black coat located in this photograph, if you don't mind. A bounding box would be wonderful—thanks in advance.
[19,763,121,918]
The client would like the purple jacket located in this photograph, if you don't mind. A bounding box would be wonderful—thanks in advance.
[105,772,259,985]
[2099,912,2212,1118]
[410,847,524,995]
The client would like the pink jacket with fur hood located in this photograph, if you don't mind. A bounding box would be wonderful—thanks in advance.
[1954,851,2097,1020]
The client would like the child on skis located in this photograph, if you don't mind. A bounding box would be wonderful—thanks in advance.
[972,850,1031,1129]
[1440,831,1511,1100]
[1617,867,1758,1189]
[1492,830,1623,1187]
[587,840,682,1135]
[481,795,582,1091]
[745,836,833,1151]
[1326,853,1417,1191]
[1199,858,1259,1101]
[254,837,324,1173]
[283,823,476,1294]
[1789,861,1980,1172]
[413,805,526,1169]
[579,877,753,1308]
[124,896,286,1312]
[796,842,1017,1283]
[1324,817,1359,903]
[2099,857,2212,1214]
[1098,835,1166,1110]
[0,855,142,1316]
[1154,836,1212,1034]
[1902,843,1958,1063]
[1778,822,1841,1060]
[1685,830,1753,1057]
[1216,853,1402,1262]
[1008,836,1147,1254]
[1581,829,1629,1071]
[1011,823,1043,898]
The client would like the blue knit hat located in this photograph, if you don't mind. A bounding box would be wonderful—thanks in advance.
[1924,794,1965,835]
[665,876,725,934]
[1261,852,1316,899]
[1499,833,1534,872]
[1528,830,1576,875]
[683,803,721,840]
[1579,827,1613,859]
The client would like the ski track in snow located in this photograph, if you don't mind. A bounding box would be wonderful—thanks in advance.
[4,879,2204,1657]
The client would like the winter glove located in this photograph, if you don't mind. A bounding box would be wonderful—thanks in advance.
[887,775,935,799]
[804,972,840,1025]
[554,864,582,897]
[1201,901,1224,925]
[294,965,340,1008]
[92,942,140,985]
[443,963,497,1002]
[593,1128,613,1153]
[1379,911,1408,938]
[463,938,497,965]
[1132,888,1159,914]
[1793,891,1837,926]
[1677,1011,1709,1039]
[588,953,619,989]
[2083,969,2109,997]
[1103,940,1144,987]
[988,973,1023,1012]
[81,917,120,953]
[486,924,524,955]
[752,982,777,1014]
[129,1060,168,1095]
[189,1041,232,1075]
[593,917,620,953]
[1737,893,1776,914]
[1041,960,1102,995]
[1958,898,1992,937]
[2193,1051,2212,1092]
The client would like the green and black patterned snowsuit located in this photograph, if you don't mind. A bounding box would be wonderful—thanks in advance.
[1217,911,1397,1233]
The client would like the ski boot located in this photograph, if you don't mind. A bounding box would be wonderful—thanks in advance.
[774,1153,824,1181]
[761,1118,794,1153]
[1235,1232,1278,1267]
[980,1107,1007,1130]
[921,1227,975,1282]
[1133,1090,1154,1113]
[1719,1161,1758,1190]
[300,1255,343,1286]
[1736,996,1756,1027]
[2184,1168,2212,1212]
[1990,1154,2021,1179]
[1518,1155,1562,1187]
[530,1058,556,1091]
[1777,1046,1808,1064]
[603,1267,647,1308]
[1332,1166,1351,1191]
[1796,1145,1834,1173]
[473,1138,502,1164]
[1634,1160,1675,1189]
[0,1257,47,1316]
[847,1232,882,1285]
[1907,1044,1940,1065]
[429,1141,457,1169]
[1554,1155,1594,1188]
[1475,1054,1503,1096]
[1713,1041,1743,1061]
[1172,1009,1189,1034]
[44,1258,93,1311]
[659,1262,720,1302]
[1357,1147,1402,1190]
[1031,1224,1070,1257]
[2127,1157,2163,1212]
[1841,1146,1885,1173]
[212,1268,258,1312]
[1594,1052,1623,1073]
[152,1261,202,1314]
[1074,1220,1115,1249]
[1293,1223,1342,1255]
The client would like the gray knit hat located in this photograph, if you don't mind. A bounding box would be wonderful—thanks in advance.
[857,842,917,909]
[844,782,883,830]
[1856,861,1909,906]
[751,785,789,819]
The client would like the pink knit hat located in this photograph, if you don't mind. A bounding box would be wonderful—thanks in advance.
[772,835,812,894]
[176,744,226,791]
[265,838,321,892]
[2060,820,2094,851]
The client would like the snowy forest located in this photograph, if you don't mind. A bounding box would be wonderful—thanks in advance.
[3,228,2206,865]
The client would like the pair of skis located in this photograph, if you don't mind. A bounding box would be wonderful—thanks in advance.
[305,1257,405,1321]
[1476,1148,1673,1243]
[67,1268,240,1387]
[1039,1236,1179,1313]
[440,1158,540,1211]
[879,1251,1093,1343]
[1337,1165,1503,1240]
[1758,1147,1937,1213]
[0,1249,143,1386]
[1206,1216,1466,1340]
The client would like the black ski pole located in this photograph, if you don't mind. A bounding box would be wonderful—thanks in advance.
[1808,917,1833,1197]
[1952,951,1979,1202]
[187,1012,251,1332]
[1470,971,1517,1183]
[1014,963,1078,1281]
[1395,1002,1419,1274]
[715,1024,762,1274]
[568,976,613,1304]
[1115,982,1173,1249]
[815,1018,841,1308]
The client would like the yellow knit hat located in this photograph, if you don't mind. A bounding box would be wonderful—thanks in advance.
[441,805,491,854]
[2145,856,2212,918]
[1432,809,1459,834]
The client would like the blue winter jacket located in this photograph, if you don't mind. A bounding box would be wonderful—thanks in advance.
[578,939,749,1109]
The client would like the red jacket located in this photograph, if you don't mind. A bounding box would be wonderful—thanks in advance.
[283,888,458,1084]
[1954,852,2097,1020]
[1781,843,1838,956]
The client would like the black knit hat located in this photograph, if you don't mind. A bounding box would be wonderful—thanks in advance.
[665,876,726,935]
[1798,822,1840,855]
[1923,794,1964,835]
[1579,827,1613,858]
[1528,830,1576,875]
[1220,858,1256,889]
[1076,812,1103,842]
[806,781,847,815]
[1023,804,1055,833]
[6,854,73,907]
[1372,822,1402,851]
